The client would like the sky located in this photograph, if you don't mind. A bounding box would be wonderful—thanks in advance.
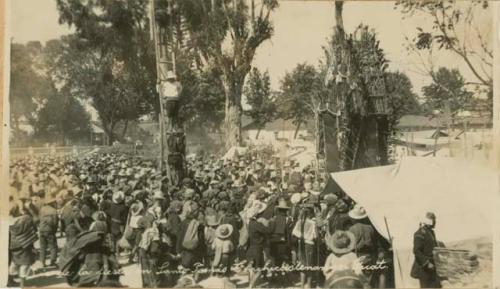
[10,0,492,103]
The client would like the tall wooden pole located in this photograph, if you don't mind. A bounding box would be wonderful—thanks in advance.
[492,3,500,289]
[444,101,453,157]
[151,0,186,186]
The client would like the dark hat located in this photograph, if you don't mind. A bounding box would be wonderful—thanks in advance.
[217,200,231,211]
[87,175,98,184]
[323,193,338,205]
[217,191,228,200]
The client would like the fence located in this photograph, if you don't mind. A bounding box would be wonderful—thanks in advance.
[9,145,107,157]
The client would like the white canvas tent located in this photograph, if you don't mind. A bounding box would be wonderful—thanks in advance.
[330,157,497,288]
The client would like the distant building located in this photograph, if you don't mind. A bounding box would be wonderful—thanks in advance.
[396,114,491,132]
[396,115,441,131]
[90,121,107,145]
[242,118,314,146]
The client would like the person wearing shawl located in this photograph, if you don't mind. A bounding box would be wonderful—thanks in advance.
[127,202,144,263]
[38,196,59,268]
[204,215,219,268]
[106,191,128,253]
[177,201,206,275]
[59,225,122,287]
[269,198,292,269]
[246,201,272,288]
[218,201,242,255]
[8,201,38,287]
[348,204,377,285]
[137,191,176,287]
[291,204,318,288]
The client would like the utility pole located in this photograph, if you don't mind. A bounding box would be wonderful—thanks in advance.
[444,101,453,157]
[150,0,186,185]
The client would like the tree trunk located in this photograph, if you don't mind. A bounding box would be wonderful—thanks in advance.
[107,132,114,146]
[256,128,261,139]
[294,122,302,139]
[225,102,242,148]
[334,0,345,33]
[103,121,116,146]
[223,79,244,148]
[121,120,129,139]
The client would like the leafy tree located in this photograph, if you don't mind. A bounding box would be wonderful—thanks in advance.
[179,66,225,134]
[179,0,279,147]
[385,71,422,120]
[278,63,322,138]
[54,0,232,146]
[43,36,147,145]
[422,67,473,114]
[244,68,276,139]
[396,0,492,113]
[33,89,91,145]
[55,0,158,110]
[9,43,51,133]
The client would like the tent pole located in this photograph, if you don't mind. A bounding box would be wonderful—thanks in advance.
[384,216,404,287]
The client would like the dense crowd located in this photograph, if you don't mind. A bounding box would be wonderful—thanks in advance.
[8,151,394,288]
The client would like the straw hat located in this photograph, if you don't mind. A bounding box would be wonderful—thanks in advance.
[183,188,195,199]
[290,193,302,205]
[247,200,267,218]
[153,190,165,200]
[326,230,356,254]
[112,191,124,203]
[215,224,234,239]
[348,204,368,220]
[232,179,245,188]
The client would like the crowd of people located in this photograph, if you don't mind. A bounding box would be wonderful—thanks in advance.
[8,151,394,288]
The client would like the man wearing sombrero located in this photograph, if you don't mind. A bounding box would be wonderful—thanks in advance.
[348,204,377,286]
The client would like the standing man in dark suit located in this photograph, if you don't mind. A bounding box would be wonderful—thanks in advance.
[411,212,441,288]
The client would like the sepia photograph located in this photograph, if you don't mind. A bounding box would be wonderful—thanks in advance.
[4,0,499,288]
